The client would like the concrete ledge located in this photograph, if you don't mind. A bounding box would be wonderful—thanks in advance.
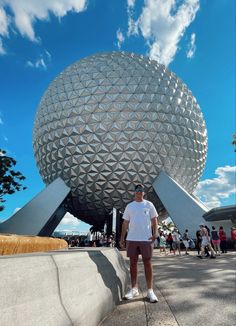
[0,248,129,326]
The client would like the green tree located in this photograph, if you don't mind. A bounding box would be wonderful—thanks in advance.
[89,224,104,240]
[158,219,175,234]
[0,149,26,211]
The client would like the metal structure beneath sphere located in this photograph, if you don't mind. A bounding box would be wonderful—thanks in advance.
[33,52,207,226]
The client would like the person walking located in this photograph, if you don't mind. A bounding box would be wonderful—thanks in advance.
[166,232,174,254]
[182,229,190,255]
[159,231,167,255]
[219,226,227,253]
[119,184,158,303]
[211,226,221,255]
[196,229,202,255]
[172,228,181,255]
[198,224,216,259]
[204,225,211,257]
[231,227,236,250]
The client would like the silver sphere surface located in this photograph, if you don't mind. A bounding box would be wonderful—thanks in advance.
[33,52,207,225]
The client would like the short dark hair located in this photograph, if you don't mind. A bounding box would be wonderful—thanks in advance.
[135,184,144,191]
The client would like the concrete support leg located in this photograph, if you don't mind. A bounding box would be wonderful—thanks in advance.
[0,178,71,236]
[152,171,208,238]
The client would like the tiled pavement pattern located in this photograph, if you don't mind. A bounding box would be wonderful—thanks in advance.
[101,250,236,326]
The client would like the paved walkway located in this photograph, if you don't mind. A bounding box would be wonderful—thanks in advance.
[101,250,236,326]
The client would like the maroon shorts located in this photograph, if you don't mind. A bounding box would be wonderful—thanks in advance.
[126,241,153,260]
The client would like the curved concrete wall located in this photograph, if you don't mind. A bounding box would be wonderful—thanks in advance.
[0,248,129,326]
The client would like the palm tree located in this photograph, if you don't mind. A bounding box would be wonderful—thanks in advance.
[158,219,175,234]
[89,224,104,240]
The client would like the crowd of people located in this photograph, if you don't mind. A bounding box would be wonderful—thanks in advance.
[154,224,236,258]
[63,233,115,248]
[62,224,236,256]
[195,224,236,259]
[154,228,191,255]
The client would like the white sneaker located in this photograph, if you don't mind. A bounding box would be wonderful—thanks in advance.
[147,289,158,303]
[124,288,139,300]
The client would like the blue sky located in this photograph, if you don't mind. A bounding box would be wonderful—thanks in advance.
[0,0,235,235]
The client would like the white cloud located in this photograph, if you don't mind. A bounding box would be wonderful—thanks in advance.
[55,213,91,234]
[116,28,125,49]
[127,0,200,66]
[194,165,236,209]
[0,111,4,125]
[26,60,33,68]
[0,37,6,54]
[127,0,138,37]
[127,0,135,8]
[0,0,87,44]
[186,32,196,58]
[44,49,51,60]
[0,6,8,36]
[55,212,81,233]
[127,17,139,37]
[26,49,52,70]
[59,212,80,226]
[26,57,47,70]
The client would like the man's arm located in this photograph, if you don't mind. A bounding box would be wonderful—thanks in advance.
[149,217,158,242]
[119,219,129,248]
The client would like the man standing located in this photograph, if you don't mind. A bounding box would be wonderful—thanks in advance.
[119,184,158,303]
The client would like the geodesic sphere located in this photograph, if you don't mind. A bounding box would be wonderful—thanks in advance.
[33,52,207,225]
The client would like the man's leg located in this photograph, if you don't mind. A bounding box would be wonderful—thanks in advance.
[124,256,139,299]
[130,257,138,288]
[124,242,140,300]
[143,257,158,302]
[140,242,158,303]
[143,258,153,289]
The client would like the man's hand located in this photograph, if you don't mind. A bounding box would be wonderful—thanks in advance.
[149,235,157,242]
[150,217,158,243]
[119,220,129,249]
[119,239,125,249]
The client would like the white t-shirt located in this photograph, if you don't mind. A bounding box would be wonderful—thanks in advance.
[172,231,181,242]
[123,200,158,241]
